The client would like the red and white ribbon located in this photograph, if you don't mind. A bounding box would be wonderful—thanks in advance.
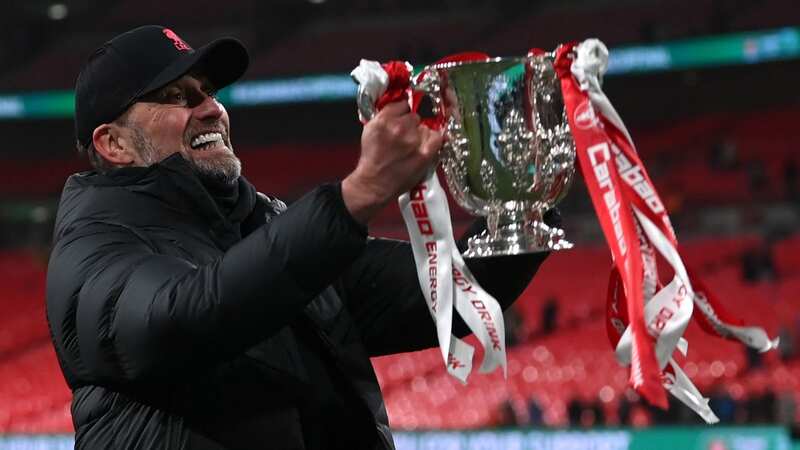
[351,59,507,383]
[556,39,778,422]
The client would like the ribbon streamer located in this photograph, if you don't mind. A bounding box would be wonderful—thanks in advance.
[557,38,777,422]
[351,59,508,383]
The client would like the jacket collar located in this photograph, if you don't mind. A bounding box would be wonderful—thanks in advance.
[55,154,258,249]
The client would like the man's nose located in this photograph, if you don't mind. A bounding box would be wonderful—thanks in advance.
[193,94,224,121]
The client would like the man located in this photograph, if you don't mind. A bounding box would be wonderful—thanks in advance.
[46,25,554,449]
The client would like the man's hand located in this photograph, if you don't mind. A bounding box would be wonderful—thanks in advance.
[342,101,443,224]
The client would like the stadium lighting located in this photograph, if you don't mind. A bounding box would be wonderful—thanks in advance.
[47,3,69,20]
[0,26,797,120]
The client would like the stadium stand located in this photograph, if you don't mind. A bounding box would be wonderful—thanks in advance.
[375,241,797,429]
[3,224,797,433]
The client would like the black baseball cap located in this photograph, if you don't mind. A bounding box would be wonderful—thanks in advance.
[75,25,249,147]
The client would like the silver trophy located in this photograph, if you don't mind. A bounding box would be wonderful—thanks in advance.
[358,53,576,257]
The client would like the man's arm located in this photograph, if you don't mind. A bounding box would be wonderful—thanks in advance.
[340,211,559,357]
[49,98,441,386]
[47,185,365,385]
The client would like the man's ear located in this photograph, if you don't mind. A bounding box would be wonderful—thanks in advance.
[92,123,136,165]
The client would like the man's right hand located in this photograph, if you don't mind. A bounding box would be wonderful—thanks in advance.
[342,101,443,225]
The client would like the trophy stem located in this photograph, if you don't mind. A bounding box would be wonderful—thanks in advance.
[464,207,573,258]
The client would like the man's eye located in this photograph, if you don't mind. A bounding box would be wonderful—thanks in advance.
[160,89,185,103]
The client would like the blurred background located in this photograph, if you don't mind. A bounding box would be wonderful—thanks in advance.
[0,0,798,448]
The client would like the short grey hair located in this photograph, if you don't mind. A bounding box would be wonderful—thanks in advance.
[76,139,115,173]
[75,111,132,173]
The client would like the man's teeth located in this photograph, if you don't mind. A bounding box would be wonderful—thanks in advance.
[190,132,223,149]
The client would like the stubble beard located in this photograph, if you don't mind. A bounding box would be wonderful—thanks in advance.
[130,126,242,185]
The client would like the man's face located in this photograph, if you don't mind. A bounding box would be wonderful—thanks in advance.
[120,74,241,184]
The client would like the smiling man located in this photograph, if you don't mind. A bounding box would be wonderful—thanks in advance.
[90,73,241,184]
[46,25,553,450]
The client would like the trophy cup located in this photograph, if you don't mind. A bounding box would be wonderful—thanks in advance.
[358,53,576,257]
[424,54,576,257]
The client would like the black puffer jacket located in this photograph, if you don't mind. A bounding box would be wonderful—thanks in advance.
[46,154,549,450]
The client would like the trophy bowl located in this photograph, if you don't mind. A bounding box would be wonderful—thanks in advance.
[416,53,576,257]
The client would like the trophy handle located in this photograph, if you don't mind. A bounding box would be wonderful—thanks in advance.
[355,83,378,121]
[410,52,490,131]
[353,66,440,125]
[410,70,446,131]
[351,60,414,123]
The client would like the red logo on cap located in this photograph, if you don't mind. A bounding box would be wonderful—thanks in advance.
[162,28,192,51]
